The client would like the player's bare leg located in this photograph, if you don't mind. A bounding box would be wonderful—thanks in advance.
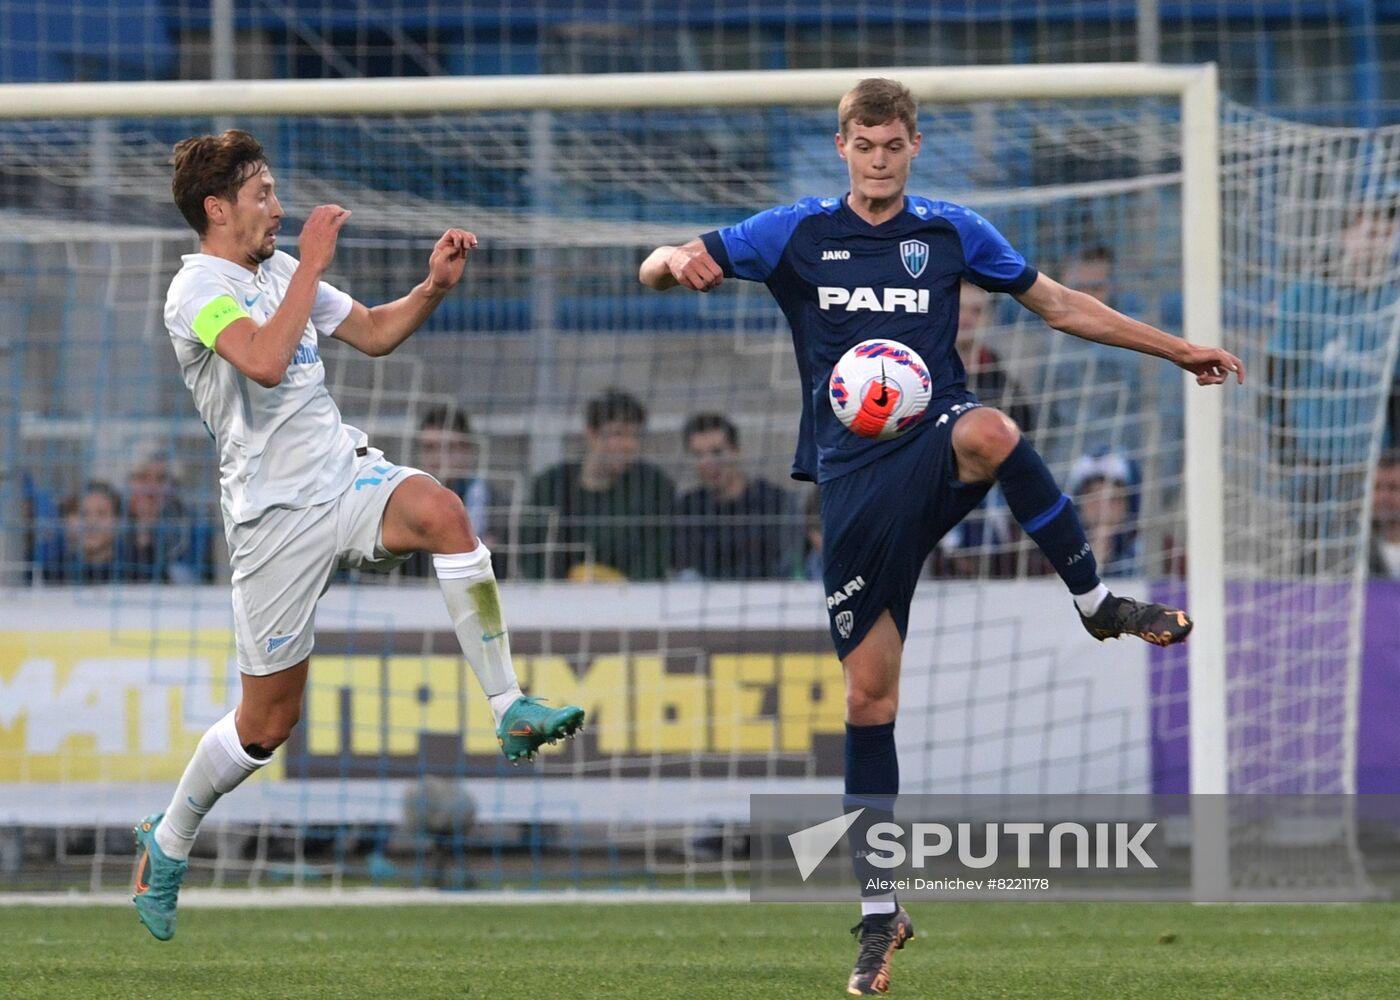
[953,407,1191,646]
[135,660,304,940]
[235,658,311,751]
[381,477,583,761]
[843,612,901,727]
[841,611,916,995]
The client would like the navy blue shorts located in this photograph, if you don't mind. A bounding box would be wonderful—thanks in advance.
[820,396,990,659]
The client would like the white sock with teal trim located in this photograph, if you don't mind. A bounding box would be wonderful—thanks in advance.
[1074,583,1111,617]
[434,544,523,727]
[155,709,266,860]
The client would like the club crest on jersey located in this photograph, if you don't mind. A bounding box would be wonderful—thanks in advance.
[900,239,929,279]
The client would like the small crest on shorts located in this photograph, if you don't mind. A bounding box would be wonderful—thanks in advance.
[835,610,855,640]
[900,239,929,279]
[267,633,296,654]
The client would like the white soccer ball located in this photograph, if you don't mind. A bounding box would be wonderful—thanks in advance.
[828,339,933,440]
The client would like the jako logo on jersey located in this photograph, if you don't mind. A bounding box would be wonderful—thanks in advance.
[817,287,930,313]
[900,239,929,278]
[827,576,866,609]
[822,249,851,260]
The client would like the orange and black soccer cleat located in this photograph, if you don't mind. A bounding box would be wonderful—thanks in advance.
[1079,593,1193,647]
[846,907,915,995]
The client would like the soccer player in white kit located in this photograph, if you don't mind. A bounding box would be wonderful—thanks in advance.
[132,130,584,941]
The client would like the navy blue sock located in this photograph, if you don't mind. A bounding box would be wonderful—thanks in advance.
[845,721,899,899]
[995,438,1100,596]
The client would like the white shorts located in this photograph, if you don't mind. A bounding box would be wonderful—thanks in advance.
[226,447,431,675]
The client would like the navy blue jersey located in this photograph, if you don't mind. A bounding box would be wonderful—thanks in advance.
[701,195,1037,483]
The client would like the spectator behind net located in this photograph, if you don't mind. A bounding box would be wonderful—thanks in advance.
[45,481,127,583]
[403,406,494,577]
[674,412,797,579]
[518,388,675,581]
[126,454,216,583]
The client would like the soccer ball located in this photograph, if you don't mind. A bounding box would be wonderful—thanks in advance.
[828,339,932,440]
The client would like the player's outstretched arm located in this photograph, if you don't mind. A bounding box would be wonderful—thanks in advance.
[1014,272,1244,387]
[334,228,477,357]
[214,204,351,387]
[639,238,723,292]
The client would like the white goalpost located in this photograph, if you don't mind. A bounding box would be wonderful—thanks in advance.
[1,64,1389,900]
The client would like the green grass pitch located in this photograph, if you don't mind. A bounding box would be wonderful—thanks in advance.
[4,901,1399,999]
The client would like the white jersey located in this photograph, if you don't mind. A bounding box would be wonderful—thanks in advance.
[164,250,362,524]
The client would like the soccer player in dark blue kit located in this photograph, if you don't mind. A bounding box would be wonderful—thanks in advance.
[640,78,1243,996]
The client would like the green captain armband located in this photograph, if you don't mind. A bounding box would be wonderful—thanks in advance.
[192,295,250,349]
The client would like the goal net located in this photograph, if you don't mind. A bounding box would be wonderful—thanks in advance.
[0,67,1390,898]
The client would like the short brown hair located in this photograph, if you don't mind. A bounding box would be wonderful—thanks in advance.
[839,78,917,139]
[170,130,268,236]
[585,389,647,431]
[419,404,472,435]
[683,412,739,450]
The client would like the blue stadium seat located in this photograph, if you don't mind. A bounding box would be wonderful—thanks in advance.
[1,3,176,82]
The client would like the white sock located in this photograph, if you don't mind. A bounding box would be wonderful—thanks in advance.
[1073,583,1111,617]
[434,544,523,727]
[154,709,267,860]
[861,899,898,916]
[488,689,523,722]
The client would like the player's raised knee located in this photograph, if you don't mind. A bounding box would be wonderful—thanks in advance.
[387,478,474,552]
[419,481,469,532]
[952,407,1021,477]
[954,407,1021,457]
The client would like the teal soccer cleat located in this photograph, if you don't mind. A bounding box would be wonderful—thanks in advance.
[132,813,188,941]
[496,696,585,763]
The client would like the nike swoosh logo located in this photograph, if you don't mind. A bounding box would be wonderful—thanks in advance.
[134,848,151,894]
[244,293,261,308]
[186,795,212,814]
[385,469,405,482]
[481,630,507,642]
